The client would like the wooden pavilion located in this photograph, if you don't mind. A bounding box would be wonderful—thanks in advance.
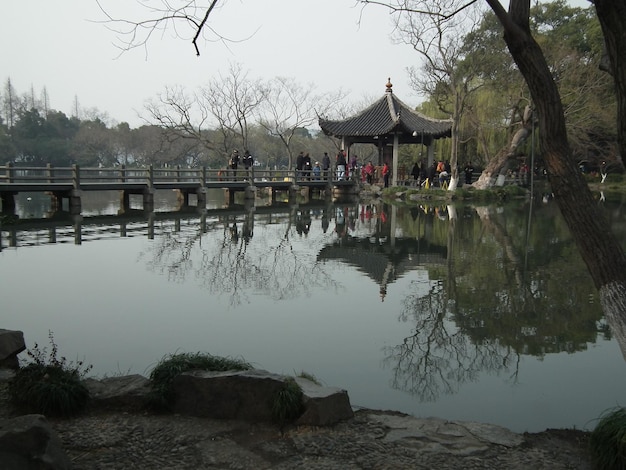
[318,79,452,186]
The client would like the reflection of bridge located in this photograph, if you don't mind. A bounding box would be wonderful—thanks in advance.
[0,200,341,250]
[0,164,357,214]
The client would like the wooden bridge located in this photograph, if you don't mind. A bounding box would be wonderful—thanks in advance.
[0,163,357,214]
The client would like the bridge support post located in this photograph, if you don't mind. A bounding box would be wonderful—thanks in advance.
[225,189,235,206]
[196,188,206,208]
[145,165,155,211]
[70,190,82,215]
[120,191,131,212]
[73,215,83,245]
[50,192,63,212]
[0,192,16,214]
[143,189,154,212]
[179,190,190,207]
[244,186,256,200]
[289,185,300,201]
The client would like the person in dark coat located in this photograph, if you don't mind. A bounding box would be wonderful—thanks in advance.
[410,162,420,186]
[322,152,331,178]
[464,161,474,185]
[296,151,304,179]
[303,152,312,180]
[229,149,240,180]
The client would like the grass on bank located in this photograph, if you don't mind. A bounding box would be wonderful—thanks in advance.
[381,184,528,202]
[272,377,304,425]
[8,331,92,417]
[589,406,626,470]
[147,351,252,410]
[149,352,307,424]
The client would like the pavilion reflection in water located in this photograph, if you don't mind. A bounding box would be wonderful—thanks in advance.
[317,205,448,301]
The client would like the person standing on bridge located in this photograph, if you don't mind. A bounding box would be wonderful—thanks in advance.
[382,161,390,188]
[229,149,240,180]
[243,149,253,180]
[313,161,321,180]
[322,152,331,179]
[296,151,305,179]
[336,150,347,181]
[303,152,312,180]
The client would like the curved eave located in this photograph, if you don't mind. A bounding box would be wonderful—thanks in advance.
[319,92,452,141]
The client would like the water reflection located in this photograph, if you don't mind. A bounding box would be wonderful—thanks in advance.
[136,202,343,307]
[2,191,626,428]
[380,197,614,401]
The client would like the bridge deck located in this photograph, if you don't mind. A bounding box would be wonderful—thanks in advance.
[0,165,358,214]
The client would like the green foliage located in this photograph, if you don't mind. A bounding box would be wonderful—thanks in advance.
[381,185,527,203]
[454,185,527,201]
[589,407,626,470]
[460,1,613,163]
[8,331,92,417]
[272,377,304,424]
[148,352,251,410]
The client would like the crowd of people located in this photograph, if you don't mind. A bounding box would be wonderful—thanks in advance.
[223,148,533,189]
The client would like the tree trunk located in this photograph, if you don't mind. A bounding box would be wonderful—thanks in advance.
[594,0,626,169]
[473,105,532,189]
[486,0,626,354]
[592,0,626,357]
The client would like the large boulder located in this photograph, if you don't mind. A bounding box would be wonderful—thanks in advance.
[172,369,287,422]
[84,374,151,411]
[0,329,25,370]
[0,414,71,470]
[172,369,354,426]
[294,377,353,426]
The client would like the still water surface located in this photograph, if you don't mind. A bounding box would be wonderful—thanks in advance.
[1,189,626,433]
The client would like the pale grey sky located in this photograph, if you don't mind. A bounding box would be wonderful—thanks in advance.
[3,0,592,128]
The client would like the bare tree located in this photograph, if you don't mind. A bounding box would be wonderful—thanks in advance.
[256,77,333,170]
[392,0,483,190]
[97,0,223,57]
[144,84,215,158]
[201,63,268,155]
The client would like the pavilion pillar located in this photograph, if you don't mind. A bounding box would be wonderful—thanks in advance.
[392,133,399,186]
[427,144,435,166]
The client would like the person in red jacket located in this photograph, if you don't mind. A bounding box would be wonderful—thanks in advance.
[382,162,390,187]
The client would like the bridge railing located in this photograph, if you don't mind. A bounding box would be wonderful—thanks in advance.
[0,164,331,186]
[1,163,74,184]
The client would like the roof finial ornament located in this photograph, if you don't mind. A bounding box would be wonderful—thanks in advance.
[386,77,393,93]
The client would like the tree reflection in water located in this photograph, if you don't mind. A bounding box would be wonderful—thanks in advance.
[140,205,341,307]
[383,199,612,403]
[384,278,522,402]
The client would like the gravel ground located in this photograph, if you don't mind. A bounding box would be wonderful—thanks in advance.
[1,381,594,469]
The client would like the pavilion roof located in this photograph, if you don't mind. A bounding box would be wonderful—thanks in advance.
[318,81,452,141]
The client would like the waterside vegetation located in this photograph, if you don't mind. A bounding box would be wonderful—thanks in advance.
[7,341,314,426]
[8,331,92,417]
[147,351,252,410]
[589,407,626,470]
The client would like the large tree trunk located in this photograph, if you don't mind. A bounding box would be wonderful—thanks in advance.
[486,0,626,356]
[473,105,532,189]
[592,0,626,356]
[594,0,626,170]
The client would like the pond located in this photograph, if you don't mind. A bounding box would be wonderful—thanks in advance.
[1,188,626,433]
